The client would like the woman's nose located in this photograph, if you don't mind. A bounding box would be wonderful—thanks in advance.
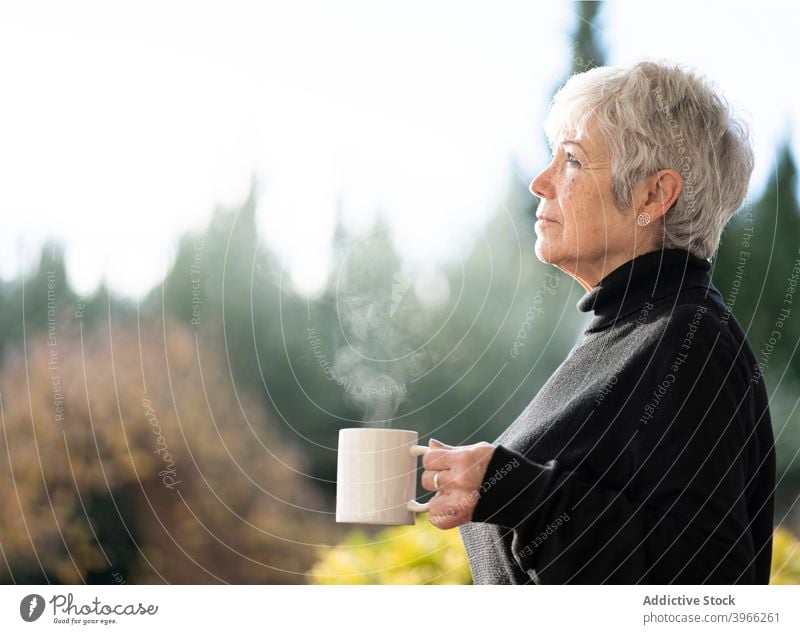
[530,165,555,200]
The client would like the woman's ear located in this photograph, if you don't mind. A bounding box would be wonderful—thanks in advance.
[641,169,683,222]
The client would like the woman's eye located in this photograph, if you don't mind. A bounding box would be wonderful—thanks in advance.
[566,152,581,167]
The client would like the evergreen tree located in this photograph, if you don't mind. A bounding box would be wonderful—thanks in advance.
[570,1,604,75]
[714,144,800,382]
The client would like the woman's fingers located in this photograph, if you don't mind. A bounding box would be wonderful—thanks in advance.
[428,490,475,529]
[420,469,436,491]
[423,442,496,530]
[422,448,453,471]
[428,438,454,450]
[429,510,462,531]
[420,468,452,492]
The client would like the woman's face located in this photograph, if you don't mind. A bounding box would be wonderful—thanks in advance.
[530,117,641,290]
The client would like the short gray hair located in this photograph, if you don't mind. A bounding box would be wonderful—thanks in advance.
[543,60,754,260]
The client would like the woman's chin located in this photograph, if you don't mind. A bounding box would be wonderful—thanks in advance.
[534,239,562,265]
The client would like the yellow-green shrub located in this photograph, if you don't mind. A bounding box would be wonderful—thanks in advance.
[309,517,471,584]
[312,521,800,585]
[770,527,800,584]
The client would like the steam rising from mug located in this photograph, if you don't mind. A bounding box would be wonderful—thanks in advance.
[333,229,450,426]
[334,290,427,426]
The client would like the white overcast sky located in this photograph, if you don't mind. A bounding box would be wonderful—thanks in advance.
[0,1,797,296]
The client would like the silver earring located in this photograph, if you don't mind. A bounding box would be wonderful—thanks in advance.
[637,212,651,226]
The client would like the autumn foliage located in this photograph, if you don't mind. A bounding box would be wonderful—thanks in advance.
[0,310,332,583]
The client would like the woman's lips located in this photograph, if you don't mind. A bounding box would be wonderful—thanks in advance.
[535,214,561,225]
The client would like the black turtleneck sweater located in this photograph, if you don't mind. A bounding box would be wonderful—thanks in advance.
[459,248,775,584]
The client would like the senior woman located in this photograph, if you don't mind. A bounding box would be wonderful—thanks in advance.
[421,61,775,584]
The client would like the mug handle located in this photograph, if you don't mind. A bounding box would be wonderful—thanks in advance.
[407,445,430,513]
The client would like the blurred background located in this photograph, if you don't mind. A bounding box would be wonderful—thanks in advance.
[1,0,799,584]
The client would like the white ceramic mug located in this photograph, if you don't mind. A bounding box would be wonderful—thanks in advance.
[336,428,430,525]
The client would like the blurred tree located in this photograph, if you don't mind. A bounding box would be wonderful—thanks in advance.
[714,145,800,381]
[0,244,74,358]
[154,185,358,489]
[714,144,800,485]
[569,0,604,75]
[0,310,333,583]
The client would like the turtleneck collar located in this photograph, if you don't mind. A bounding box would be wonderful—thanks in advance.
[576,248,714,332]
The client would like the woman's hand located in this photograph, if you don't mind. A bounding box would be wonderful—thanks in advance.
[421,439,496,530]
